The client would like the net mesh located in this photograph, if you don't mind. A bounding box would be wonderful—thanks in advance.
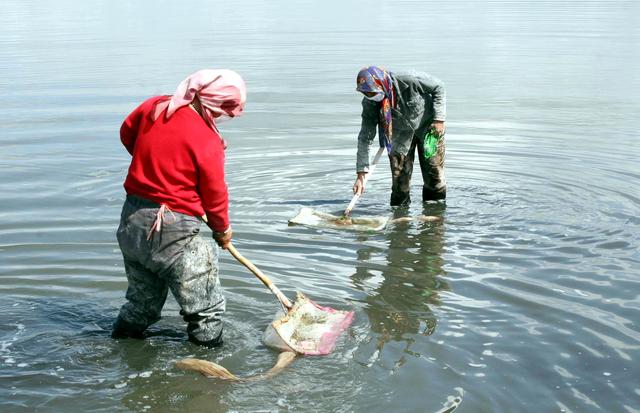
[262,292,354,355]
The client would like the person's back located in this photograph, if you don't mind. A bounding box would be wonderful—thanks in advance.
[122,95,227,225]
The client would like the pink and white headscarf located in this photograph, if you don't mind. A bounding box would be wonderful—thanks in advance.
[153,69,247,132]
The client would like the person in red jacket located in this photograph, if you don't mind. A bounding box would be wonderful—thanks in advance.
[112,69,246,347]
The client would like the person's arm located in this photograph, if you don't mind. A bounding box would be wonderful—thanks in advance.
[354,99,378,195]
[356,99,378,172]
[412,73,446,134]
[197,140,231,248]
[120,102,146,155]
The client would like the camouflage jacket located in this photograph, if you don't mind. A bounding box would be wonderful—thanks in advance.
[356,71,446,172]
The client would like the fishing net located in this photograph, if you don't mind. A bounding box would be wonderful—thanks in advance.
[289,207,389,232]
[262,292,354,355]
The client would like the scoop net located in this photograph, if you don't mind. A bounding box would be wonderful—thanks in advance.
[289,207,389,232]
[262,292,354,355]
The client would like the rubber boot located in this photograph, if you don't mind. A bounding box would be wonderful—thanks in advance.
[111,317,146,339]
[188,331,223,348]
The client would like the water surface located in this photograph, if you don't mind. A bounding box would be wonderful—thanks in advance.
[1,1,639,412]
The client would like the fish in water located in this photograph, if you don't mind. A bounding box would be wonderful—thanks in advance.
[176,318,300,382]
[176,350,297,382]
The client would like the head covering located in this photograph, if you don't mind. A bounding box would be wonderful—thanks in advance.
[356,66,396,152]
[153,69,247,132]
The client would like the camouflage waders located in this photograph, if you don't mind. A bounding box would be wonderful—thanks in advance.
[112,195,225,347]
[389,132,446,206]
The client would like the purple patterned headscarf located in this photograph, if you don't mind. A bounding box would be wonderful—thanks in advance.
[356,66,396,152]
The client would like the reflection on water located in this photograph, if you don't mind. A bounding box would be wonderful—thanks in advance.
[353,204,448,357]
[1,0,639,411]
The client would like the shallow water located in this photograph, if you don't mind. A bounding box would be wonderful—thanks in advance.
[1,1,639,412]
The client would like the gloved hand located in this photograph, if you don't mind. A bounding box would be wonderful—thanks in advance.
[213,227,233,250]
[430,120,445,136]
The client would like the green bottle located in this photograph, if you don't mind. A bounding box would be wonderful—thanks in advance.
[423,128,439,159]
